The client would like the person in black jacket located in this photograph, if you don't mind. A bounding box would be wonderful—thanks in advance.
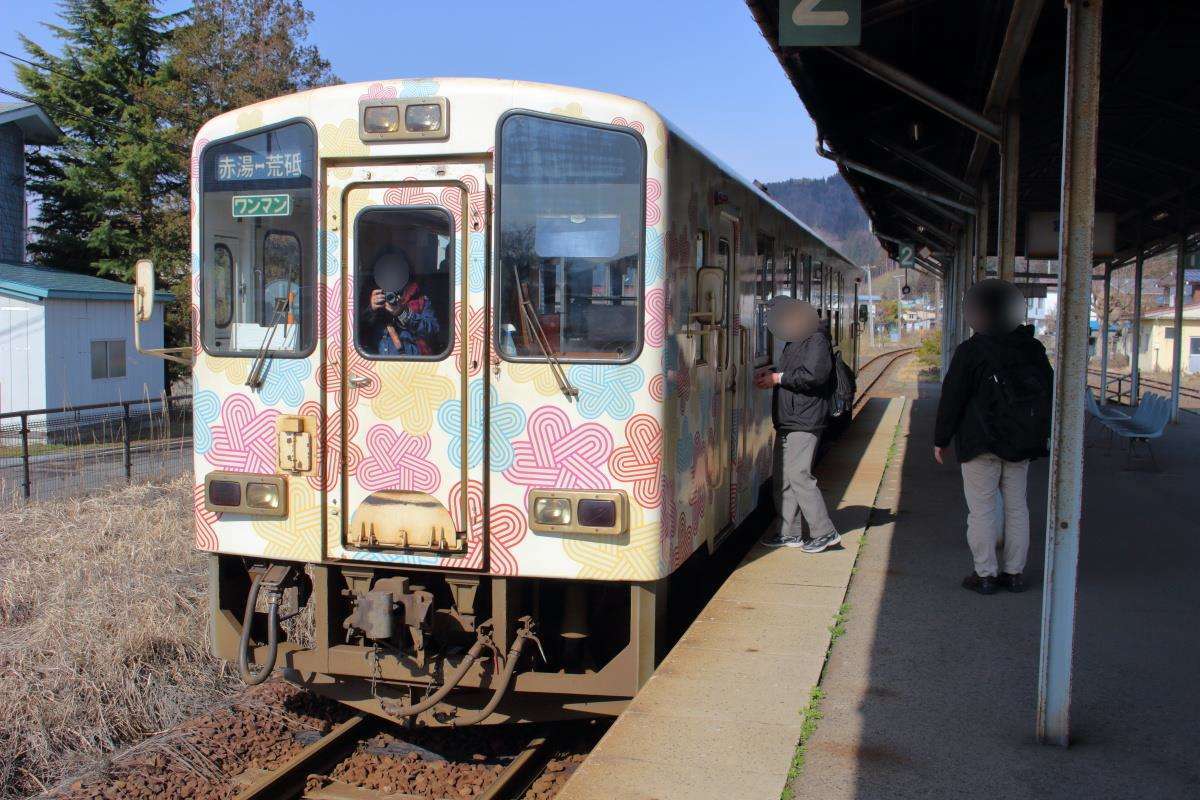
[754,298,841,554]
[935,279,1053,595]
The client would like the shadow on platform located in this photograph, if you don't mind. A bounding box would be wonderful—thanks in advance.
[795,392,1200,799]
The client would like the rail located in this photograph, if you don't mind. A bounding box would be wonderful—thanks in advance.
[0,393,192,504]
[854,348,916,414]
[234,717,564,800]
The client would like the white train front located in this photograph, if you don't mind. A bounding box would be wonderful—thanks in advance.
[166,78,860,724]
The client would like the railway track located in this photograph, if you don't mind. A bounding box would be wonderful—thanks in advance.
[853,348,917,414]
[231,712,593,800]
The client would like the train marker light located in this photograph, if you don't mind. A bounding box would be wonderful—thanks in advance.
[528,490,629,536]
[577,499,617,528]
[204,472,288,517]
[208,480,241,508]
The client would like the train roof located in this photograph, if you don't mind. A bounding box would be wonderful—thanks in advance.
[205,77,860,272]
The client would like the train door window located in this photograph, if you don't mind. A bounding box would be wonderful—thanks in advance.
[354,207,453,359]
[496,112,645,362]
[199,120,315,356]
[695,229,709,364]
[755,235,774,359]
[210,242,234,328]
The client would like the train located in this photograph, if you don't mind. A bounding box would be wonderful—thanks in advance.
[133,78,863,726]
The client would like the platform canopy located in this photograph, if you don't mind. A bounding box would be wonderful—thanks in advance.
[745,0,1200,275]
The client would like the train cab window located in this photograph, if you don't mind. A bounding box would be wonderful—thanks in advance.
[199,121,315,356]
[497,113,645,361]
[354,207,453,359]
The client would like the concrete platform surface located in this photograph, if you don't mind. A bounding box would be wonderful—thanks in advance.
[789,389,1200,799]
[558,397,905,800]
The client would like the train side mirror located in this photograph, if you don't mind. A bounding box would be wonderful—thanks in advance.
[858,304,869,324]
[134,259,155,322]
[693,266,725,326]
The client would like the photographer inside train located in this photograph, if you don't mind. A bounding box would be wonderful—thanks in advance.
[356,208,451,358]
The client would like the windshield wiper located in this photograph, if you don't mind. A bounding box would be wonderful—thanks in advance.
[246,293,292,389]
[513,265,579,400]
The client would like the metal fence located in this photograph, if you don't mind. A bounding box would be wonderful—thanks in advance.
[0,395,193,505]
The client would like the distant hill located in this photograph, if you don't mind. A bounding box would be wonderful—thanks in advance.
[764,174,885,270]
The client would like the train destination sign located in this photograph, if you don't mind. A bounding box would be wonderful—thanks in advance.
[216,150,304,182]
[232,193,292,218]
[779,0,861,47]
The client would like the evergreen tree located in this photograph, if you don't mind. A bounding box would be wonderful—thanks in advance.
[17,0,185,281]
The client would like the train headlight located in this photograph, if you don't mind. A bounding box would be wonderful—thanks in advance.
[204,472,287,517]
[405,103,441,132]
[533,497,572,526]
[528,490,629,536]
[246,482,281,510]
[363,105,399,134]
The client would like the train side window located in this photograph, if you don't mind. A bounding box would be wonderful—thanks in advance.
[784,248,798,299]
[755,234,774,358]
[354,207,454,360]
[496,112,645,362]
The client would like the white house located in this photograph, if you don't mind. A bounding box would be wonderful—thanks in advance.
[0,262,171,414]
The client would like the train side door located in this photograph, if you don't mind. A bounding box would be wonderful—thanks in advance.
[708,217,739,541]
[336,164,489,568]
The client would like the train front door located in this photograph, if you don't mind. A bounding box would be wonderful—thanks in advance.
[335,164,490,567]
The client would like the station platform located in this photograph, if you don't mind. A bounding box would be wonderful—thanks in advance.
[561,371,1199,800]
[559,396,907,800]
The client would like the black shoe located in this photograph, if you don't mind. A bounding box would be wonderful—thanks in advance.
[801,531,842,554]
[962,573,998,595]
[997,572,1026,593]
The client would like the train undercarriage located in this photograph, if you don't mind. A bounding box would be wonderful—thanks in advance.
[211,555,667,727]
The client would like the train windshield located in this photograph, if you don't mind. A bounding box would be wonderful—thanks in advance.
[497,113,645,362]
[199,122,315,356]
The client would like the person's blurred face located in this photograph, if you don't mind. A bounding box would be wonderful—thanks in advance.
[772,301,819,341]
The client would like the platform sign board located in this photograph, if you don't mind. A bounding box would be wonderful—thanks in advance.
[897,242,916,270]
[779,0,861,46]
[1026,211,1116,259]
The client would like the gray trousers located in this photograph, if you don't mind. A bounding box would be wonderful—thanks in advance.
[960,453,1031,577]
[773,430,838,540]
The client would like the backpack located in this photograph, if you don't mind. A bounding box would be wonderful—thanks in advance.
[973,338,1052,460]
[828,350,856,418]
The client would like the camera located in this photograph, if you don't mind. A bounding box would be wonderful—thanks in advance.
[383,290,400,305]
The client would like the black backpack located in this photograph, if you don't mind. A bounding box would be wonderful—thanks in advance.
[828,350,856,418]
[973,338,1052,460]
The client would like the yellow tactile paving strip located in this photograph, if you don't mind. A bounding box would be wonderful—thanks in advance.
[558,397,905,800]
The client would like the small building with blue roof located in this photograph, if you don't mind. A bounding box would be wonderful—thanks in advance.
[0,261,172,414]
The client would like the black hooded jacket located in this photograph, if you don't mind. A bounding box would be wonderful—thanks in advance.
[772,330,835,433]
[934,324,1053,463]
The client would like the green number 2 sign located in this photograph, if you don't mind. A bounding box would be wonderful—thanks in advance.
[778,0,861,46]
[898,243,915,269]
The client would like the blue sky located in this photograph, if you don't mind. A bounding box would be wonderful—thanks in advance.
[2,0,831,181]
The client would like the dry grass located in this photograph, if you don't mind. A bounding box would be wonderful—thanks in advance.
[0,476,240,799]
